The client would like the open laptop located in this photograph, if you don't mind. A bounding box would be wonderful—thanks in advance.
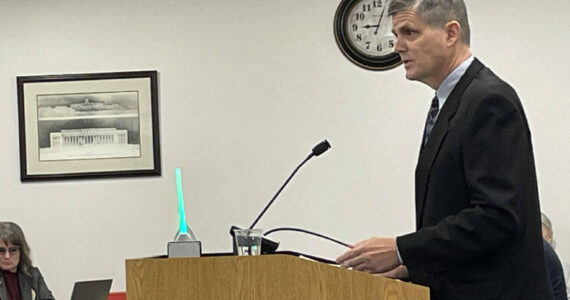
[70,279,112,300]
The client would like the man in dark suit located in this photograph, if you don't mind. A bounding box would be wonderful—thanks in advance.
[544,239,568,300]
[336,0,552,299]
[542,213,569,299]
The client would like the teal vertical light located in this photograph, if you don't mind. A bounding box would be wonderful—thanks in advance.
[175,168,188,234]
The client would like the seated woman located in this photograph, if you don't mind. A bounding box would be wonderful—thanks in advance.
[0,222,54,300]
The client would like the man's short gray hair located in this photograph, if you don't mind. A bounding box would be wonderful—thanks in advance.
[541,212,553,236]
[388,0,470,46]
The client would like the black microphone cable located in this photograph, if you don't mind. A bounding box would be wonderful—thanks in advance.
[264,227,352,248]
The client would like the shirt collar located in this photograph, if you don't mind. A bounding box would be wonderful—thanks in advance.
[435,56,474,110]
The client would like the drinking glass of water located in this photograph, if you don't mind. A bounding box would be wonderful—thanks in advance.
[233,228,263,256]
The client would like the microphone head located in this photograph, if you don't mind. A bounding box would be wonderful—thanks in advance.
[311,140,331,157]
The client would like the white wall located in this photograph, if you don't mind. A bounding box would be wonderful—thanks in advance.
[1,0,568,298]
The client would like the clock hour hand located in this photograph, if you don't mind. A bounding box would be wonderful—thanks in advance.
[363,24,379,29]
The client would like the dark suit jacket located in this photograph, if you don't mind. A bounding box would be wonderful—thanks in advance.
[0,267,54,300]
[396,58,552,300]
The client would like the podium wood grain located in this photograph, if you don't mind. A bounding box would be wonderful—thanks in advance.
[126,254,429,300]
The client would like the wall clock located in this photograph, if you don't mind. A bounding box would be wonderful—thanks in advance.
[334,0,401,71]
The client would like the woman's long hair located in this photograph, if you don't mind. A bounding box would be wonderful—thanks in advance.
[0,222,33,277]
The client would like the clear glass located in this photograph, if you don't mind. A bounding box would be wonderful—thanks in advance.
[233,229,263,256]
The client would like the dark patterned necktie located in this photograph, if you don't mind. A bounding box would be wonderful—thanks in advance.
[423,95,439,146]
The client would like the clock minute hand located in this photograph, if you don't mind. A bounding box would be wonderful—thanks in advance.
[374,5,387,35]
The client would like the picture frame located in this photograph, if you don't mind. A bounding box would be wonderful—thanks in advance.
[17,71,161,181]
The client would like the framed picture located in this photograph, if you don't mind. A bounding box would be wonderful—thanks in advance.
[17,71,161,181]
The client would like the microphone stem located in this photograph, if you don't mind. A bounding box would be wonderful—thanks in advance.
[249,153,314,229]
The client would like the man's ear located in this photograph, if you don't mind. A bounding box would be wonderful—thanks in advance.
[444,20,462,46]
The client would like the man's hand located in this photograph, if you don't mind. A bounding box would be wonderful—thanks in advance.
[377,265,409,280]
[335,237,400,274]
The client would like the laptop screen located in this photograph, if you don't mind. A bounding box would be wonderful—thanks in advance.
[70,279,112,300]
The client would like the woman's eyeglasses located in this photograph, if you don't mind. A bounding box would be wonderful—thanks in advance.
[0,247,21,256]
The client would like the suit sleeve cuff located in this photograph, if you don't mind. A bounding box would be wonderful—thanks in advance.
[395,237,404,265]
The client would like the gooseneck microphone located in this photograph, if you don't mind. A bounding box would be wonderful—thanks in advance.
[248,140,331,229]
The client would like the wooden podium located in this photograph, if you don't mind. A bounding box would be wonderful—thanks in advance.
[126,254,429,300]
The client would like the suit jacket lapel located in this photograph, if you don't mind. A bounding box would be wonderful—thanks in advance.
[415,58,485,228]
[0,276,7,300]
[18,272,33,300]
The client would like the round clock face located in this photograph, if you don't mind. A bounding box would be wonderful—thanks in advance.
[334,0,401,70]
